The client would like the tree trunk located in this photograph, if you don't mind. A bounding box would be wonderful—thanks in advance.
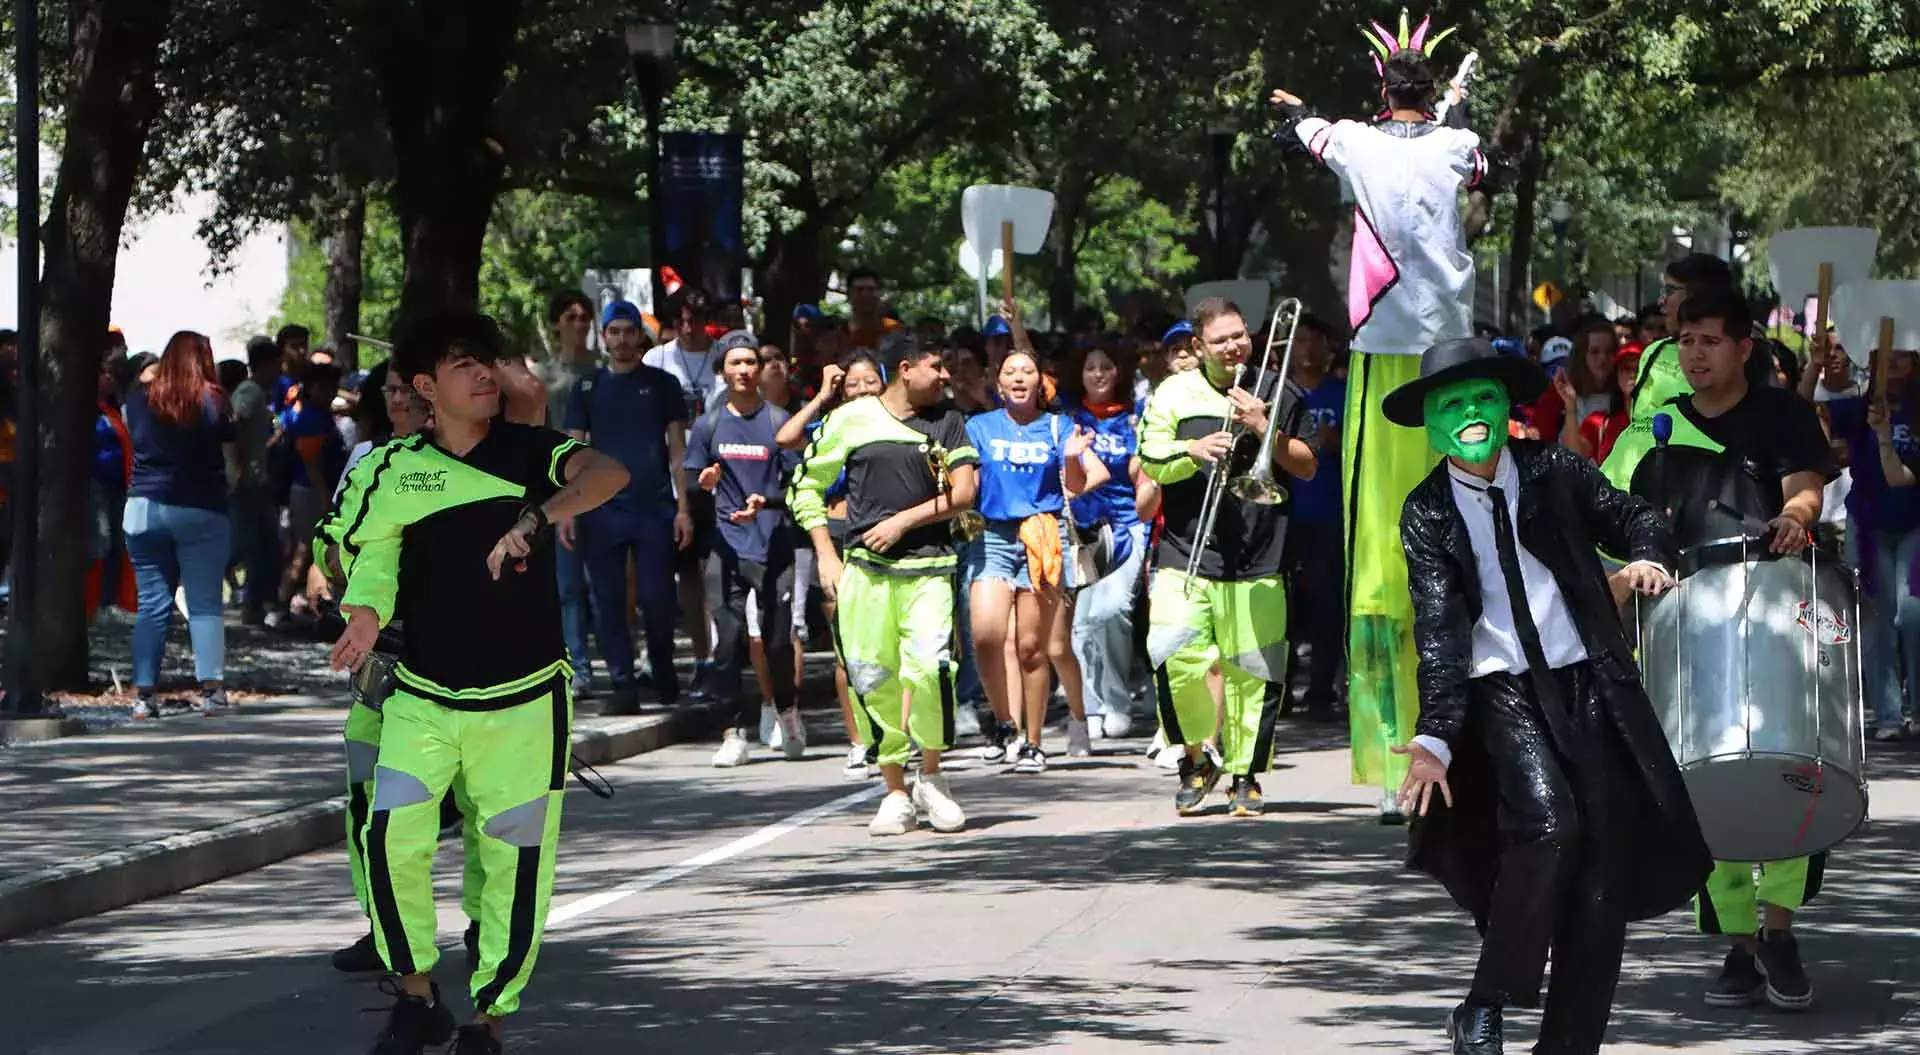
[1502,138,1546,335]
[1465,52,1557,245]
[324,186,367,368]
[1046,169,1090,328]
[365,0,520,331]
[756,212,830,353]
[32,0,172,690]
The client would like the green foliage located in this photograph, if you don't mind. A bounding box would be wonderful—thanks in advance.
[276,189,652,356]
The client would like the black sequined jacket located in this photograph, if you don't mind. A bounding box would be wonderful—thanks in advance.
[1397,440,1711,923]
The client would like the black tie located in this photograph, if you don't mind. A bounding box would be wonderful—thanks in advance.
[1485,484,1567,718]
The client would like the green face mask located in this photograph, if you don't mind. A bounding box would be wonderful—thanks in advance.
[1423,377,1511,464]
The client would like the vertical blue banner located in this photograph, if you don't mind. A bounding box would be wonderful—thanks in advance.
[661,132,746,302]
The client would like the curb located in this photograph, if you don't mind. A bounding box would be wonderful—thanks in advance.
[0,701,722,942]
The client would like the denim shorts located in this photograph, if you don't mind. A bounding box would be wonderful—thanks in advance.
[967,521,1034,589]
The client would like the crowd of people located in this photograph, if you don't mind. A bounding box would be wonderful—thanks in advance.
[12,16,1913,1053]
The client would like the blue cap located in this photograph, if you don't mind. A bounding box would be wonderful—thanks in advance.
[601,300,644,329]
[792,303,823,322]
[1162,320,1194,344]
[1491,336,1524,357]
[982,315,1011,338]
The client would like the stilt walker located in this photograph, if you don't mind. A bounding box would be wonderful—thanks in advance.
[1270,9,1497,820]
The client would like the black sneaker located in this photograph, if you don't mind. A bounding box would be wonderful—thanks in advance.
[1174,754,1221,816]
[1755,929,1813,1011]
[452,1024,503,1055]
[602,682,640,717]
[331,930,385,973]
[1227,776,1264,817]
[367,979,455,1054]
[1446,1002,1503,1054]
[1703,945,1765,1007]
[463,920,481,971]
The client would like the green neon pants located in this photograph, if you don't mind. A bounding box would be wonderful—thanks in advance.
[1146,569,1290,776]
[835,563,956,767]
[1696,855,1827,936]
[363,678,570,1018]
[1343,351,1437,790]
[343,702,482,926]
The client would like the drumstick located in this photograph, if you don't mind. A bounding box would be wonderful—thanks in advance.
[1706,498,1807,544]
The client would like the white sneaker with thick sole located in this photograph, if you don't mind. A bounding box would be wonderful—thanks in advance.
[843,743,869,780]
[1066,719,1093,757]
[781,710,807,760]
[911,772,967,832]
[1153,743,1184,772]
[712,732,753,768]
[1101,710,1134,739]
[869,790,916,836]
[955,702,982,738]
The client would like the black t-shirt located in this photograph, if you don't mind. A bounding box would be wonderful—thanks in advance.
[1631,386,1833,551]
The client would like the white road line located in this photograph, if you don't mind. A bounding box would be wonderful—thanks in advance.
[546,783,888,928]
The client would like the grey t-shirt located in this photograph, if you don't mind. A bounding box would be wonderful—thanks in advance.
[534,354,600,429]
[230,378,274,489]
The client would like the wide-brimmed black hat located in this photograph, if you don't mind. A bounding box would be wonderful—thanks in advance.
[1382,337,1549,427]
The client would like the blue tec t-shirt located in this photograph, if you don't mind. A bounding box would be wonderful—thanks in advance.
[565,364,688,519]
[966,409,1067,523]
[1289,376,1346,523]
[685,401,796,563]
[1068,404,1141,543]
[1831,395,1920,534]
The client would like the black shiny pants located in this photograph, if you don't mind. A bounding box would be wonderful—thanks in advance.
[1467,663,1627,1055]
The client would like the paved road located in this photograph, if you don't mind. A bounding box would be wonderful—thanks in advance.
[6,725,1919,1054]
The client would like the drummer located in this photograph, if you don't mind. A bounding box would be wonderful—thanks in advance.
[1627,287,1835,1013]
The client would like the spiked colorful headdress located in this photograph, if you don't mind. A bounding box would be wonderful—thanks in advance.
[1360,9,1455,78]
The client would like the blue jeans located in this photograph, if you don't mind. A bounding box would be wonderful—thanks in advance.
[556,538,592,681]
[579,509,679,696]
[1071,524,1148,718]
[953,537,985,705]
[123,497,231,688]
[1851,523,1920,728]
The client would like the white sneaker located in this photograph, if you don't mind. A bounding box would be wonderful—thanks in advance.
[1066,719,1093,757]
[759,703,779,745]
[844,743,869,780]
[131,697,154,721]
[1012,742,1048,774]
[1101,710,1134,739]
[912,771,967,833]
[712,731,753,768]
[1147,728,1168,756]
[869,790,916,836]
[780,709,807,760]
[1873,724,1907,743]
[1153,743,1184,772]
[955,702,982,738]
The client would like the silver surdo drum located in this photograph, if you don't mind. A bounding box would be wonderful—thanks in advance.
[1636,537,1867,862]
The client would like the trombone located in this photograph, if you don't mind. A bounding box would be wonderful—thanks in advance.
[1185,297,1303,589]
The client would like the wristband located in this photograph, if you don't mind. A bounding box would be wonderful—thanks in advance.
[517,503,550,534]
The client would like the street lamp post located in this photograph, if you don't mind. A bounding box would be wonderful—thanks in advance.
[1549,200,1575,321]
[625,17,678,320]
[1208,120,1237,280]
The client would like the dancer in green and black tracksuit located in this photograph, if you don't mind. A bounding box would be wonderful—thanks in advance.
[324,310,630,1055]
[788,337,979,836]
[1139,297,1317,818]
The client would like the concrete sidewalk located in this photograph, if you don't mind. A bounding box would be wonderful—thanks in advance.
[0,691,722,941]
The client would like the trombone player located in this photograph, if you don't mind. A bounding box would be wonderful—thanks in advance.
[1140,296,1319,817]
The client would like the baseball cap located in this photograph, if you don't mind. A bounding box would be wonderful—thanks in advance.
[793,303,823,323]
[601,300,644,329]
[1541,336,1574,364]
[1162,320,1194,344]
[1615,341,1646,365]
[981,315,1012,338]
[714,329,759,357]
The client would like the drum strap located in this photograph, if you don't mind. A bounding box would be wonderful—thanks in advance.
[1486,485,1576,748]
